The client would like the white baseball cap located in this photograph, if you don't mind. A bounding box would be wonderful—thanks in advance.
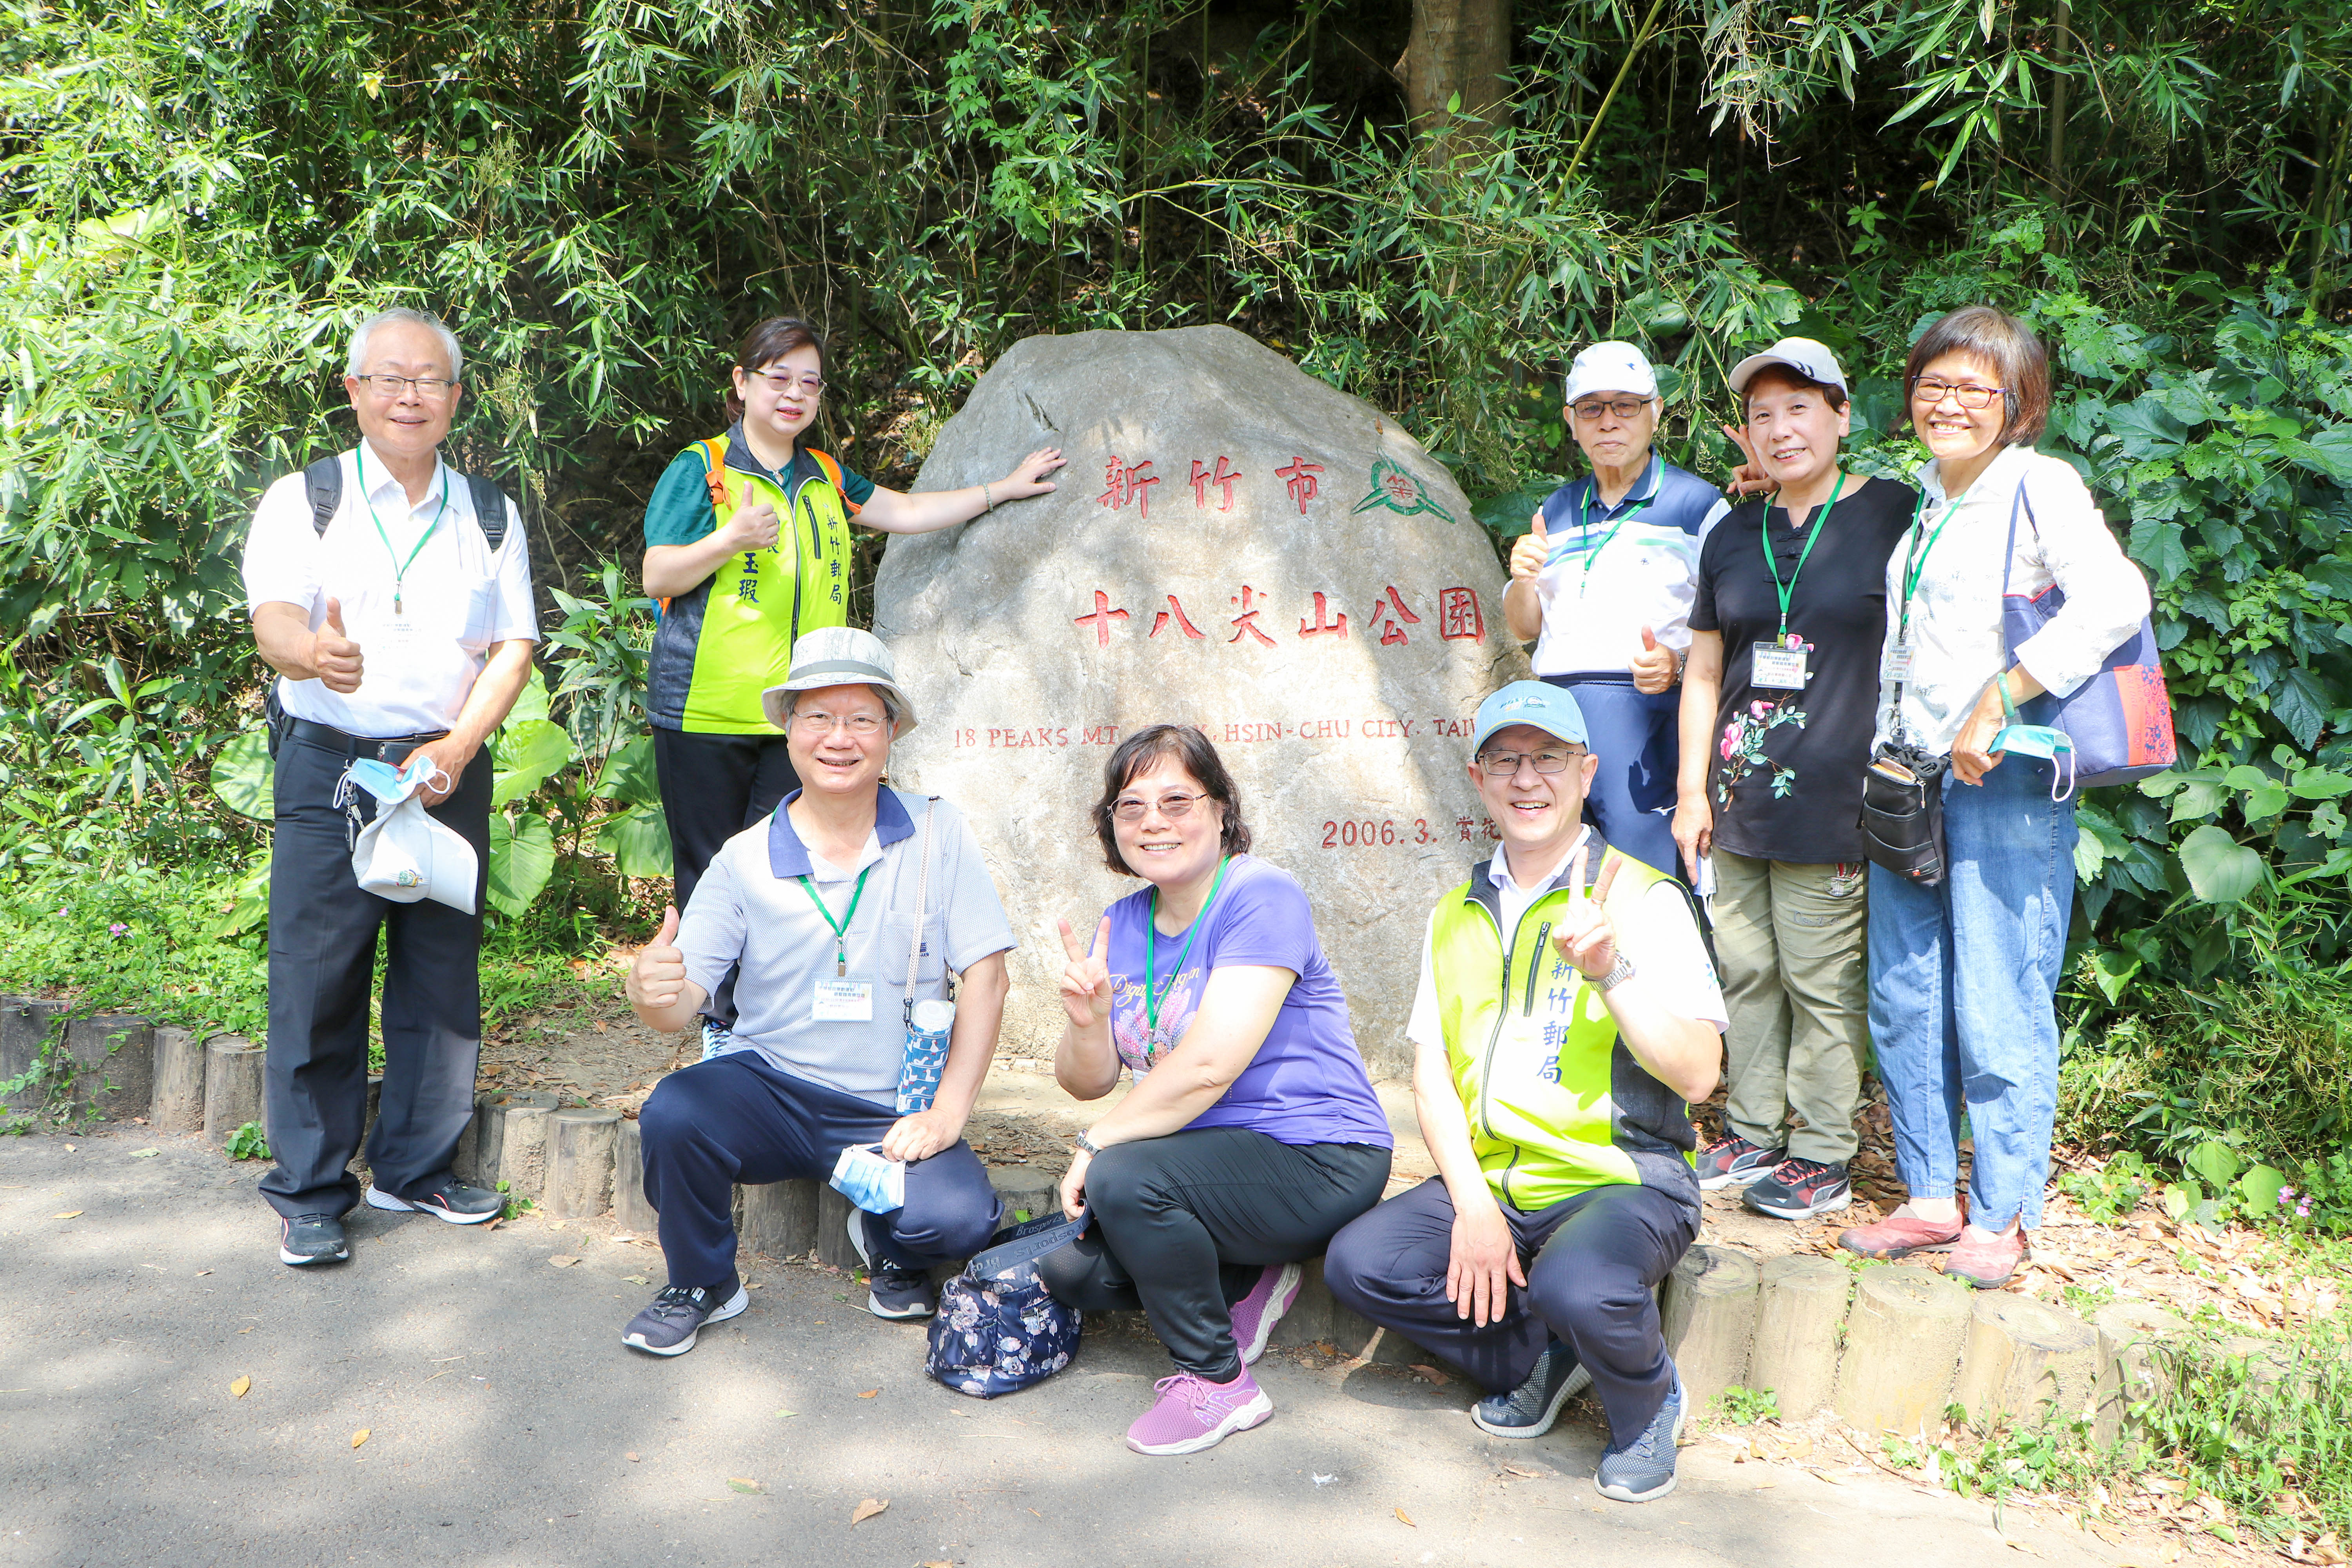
[351,793,479,913]
[1727,336,1849,397]
[1563,341,1659,405]
[761,626,919,735]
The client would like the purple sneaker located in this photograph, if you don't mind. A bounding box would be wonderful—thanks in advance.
[1125,1367,1274,1456]
[1229,1262,1303,1365]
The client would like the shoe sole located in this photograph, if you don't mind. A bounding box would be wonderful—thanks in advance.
[1594,1380,1686,1504]
[1743,1187,1854,1221]
[1944,1252,2028,1290]
[622,1286,750,1357]
[1838,1233,1962,1259]
[364,1185,499,1225]
[1696,1164,1780,1192]
[1125,1389,1274,1456]
[1234,1263,1303,1366]
[1471,1362,1593,1439]
[279,1243,349,1266]
[846,1210,935,1321]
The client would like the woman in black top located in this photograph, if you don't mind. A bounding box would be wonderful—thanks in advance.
[1672,338,1916,1224]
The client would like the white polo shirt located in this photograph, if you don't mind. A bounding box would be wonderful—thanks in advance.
[242,443,538,737]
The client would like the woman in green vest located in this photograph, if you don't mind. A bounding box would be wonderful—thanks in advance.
[642,316,1062,1043]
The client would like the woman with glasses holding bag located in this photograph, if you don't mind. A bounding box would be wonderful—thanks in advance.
[642,316,1064,1049]
[1838,305,2156,1288]
[1042,726,1392,1457]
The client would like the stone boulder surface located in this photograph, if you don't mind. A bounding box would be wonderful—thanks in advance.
[873,325,1528,1076]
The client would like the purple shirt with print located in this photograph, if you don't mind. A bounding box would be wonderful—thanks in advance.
[1102,855,1392,1149]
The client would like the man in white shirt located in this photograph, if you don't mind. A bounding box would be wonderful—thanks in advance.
[241,307,537,1267]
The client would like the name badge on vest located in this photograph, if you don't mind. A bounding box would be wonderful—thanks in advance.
[1750,641,1809,690]
[1881,640,1916,682]
[811,978,874,1023]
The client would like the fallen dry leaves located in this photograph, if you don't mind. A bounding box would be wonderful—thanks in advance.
[625,1452,641,1463]
[351,1429,370,1449]
[548,1255,581,1268]
[230,1376,250,1399]
[51,1210,81,1220]
[726,1478,760,1495]
[857,1389,879,1399]
[851,1497,889,1524]
[1395,1507,1416,1527]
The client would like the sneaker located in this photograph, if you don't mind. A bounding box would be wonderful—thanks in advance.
[1838,1203,1966,1259]
[279,1212,350,1267]
[1125,1366,1274,1456]
[1696,1134,1785,1191]
[1943,1223,2027,1289]
[844,1209,937,1321]
[698,1016,734,1061]
[621,1282,748,1356]
[1742,1157,1853,1221]
[1228,1263,1303,1366]
[365,1180,501,1225]
[1472,1339,1592,1439]
[1594,1368,1684,1503]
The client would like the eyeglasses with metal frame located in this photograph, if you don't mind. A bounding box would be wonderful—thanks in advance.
[1475,747,1586,776]
[1111,790,1212,822]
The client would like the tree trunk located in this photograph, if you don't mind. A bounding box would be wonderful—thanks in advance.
[1403,0,1513,132]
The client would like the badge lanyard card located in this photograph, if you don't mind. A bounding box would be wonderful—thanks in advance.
[1749,473,1844,691]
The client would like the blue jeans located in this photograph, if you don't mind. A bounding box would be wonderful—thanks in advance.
[1866,753,2076,1232]
[1540,676,1682,879]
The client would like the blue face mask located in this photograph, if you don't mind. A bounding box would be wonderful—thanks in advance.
[1992,724,2076,800]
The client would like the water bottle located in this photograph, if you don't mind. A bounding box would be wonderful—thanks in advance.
[896,998,955,1114]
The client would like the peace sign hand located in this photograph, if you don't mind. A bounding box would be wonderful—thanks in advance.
[1549,841,1625,981]
[1720,423,1776,499]
[1056,915,1115,1029]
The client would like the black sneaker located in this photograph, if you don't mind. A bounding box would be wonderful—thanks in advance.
[1472,1339,1592,1438]
[279,1212,350,1267]
[1696,1134,1785,1191]
[621,1282,749,1357]
[1595,1367,1684,1503]
[365,1180,502,1225]
[1742,1156,1853,1220]
[844,1210,937,1321]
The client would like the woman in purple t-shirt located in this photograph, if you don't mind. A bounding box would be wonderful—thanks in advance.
[1040,724,1393,1458]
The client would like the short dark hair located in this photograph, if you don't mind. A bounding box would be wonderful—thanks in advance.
[1741,362,1849,414]
[1902,305,2050,446]
[724,316,827,423]
[1090,724,1252,877]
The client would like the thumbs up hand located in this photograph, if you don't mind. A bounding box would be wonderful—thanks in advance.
[311,597,365,693]
[1630,623,1679,693]
[1508,507,1550,583]
[625,906,693,1018]
[720,479,781,553]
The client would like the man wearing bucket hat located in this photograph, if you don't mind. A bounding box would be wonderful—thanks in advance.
[1323,681,1725,1504]
[1501,343,1731,879]
[241,307,539,1268]
[617,628,1017,1356]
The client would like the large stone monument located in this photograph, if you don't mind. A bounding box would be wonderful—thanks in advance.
[873,326,1528,1076]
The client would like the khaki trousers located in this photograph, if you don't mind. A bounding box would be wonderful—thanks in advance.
[1709,851,1870,1163]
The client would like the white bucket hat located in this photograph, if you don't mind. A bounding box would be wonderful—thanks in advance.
[1563,341,1661,405]
[760,627,919,735]
[1727,336,1849,397]
[345,760,478,913]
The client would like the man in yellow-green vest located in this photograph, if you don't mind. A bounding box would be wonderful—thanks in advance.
[1325,681,1726,1505]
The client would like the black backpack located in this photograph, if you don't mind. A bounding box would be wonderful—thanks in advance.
[303,456,512,551]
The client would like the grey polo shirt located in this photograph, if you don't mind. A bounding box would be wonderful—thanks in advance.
[677,788,1018,1106]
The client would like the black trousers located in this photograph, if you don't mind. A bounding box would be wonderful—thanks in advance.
[1036,1128,1391,1381]
[1323,1178,1697,1446]
[259,734,492,1219]
[652,727,799,911]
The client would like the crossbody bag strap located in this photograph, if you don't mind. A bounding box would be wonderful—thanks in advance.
[903,797,940,1012]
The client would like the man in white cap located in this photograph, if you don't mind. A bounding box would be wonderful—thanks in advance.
[618,628,1016,1356]
[1503,342,1730,879]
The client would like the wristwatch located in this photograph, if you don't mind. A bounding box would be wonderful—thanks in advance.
[1594,954,1637,993]
[1074,1131,1103,1156]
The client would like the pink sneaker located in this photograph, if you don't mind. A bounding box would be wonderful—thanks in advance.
[1229,1262,1303,1365]
[1125,1367,1274,1455]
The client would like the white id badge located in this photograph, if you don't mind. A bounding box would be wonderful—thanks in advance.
[1750,642,1809,689]
[811,978,875,1022]
[1882,641,1916,682]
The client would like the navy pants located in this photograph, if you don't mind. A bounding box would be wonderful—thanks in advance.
[1541,675,1682,880]
[638,1054,1002,1291]
[1324,1177,1696,1446]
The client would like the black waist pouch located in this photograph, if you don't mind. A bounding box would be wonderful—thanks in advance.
[1858,741,1948,887]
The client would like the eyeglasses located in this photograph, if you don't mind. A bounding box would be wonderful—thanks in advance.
[753,369,825,397]
[1909,377,2007,410]
[1112,791,1211,823]
[791,711,884,736]
[1476,748,1586,776]
[356,374,456,399]
[1571,396,1653,422]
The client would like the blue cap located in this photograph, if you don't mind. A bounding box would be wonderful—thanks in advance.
[1470,682,1589,753]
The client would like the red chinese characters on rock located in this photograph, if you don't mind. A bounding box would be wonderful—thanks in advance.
[1099,456,1161,519]
[1150,595,1207,639]
[1228,586,1278,648]
[1367,586,1422,647]
[1069,586,1484,651]
[1298,592,1347,639]
[1437,586,1484,642]
[1274,457,1323,515]
[1074,590,1131,648]
[1188,457,1239,511]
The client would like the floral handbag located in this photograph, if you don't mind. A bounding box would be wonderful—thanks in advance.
[924,1213,1086,1399]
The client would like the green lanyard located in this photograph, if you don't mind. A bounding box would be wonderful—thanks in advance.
[797,864,875,977]
[356,443,450,616]
[1893,488,1952,646]
[1560,459,1658,597]
[1143,856,1231,1049]
[1758,471,1845,639]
